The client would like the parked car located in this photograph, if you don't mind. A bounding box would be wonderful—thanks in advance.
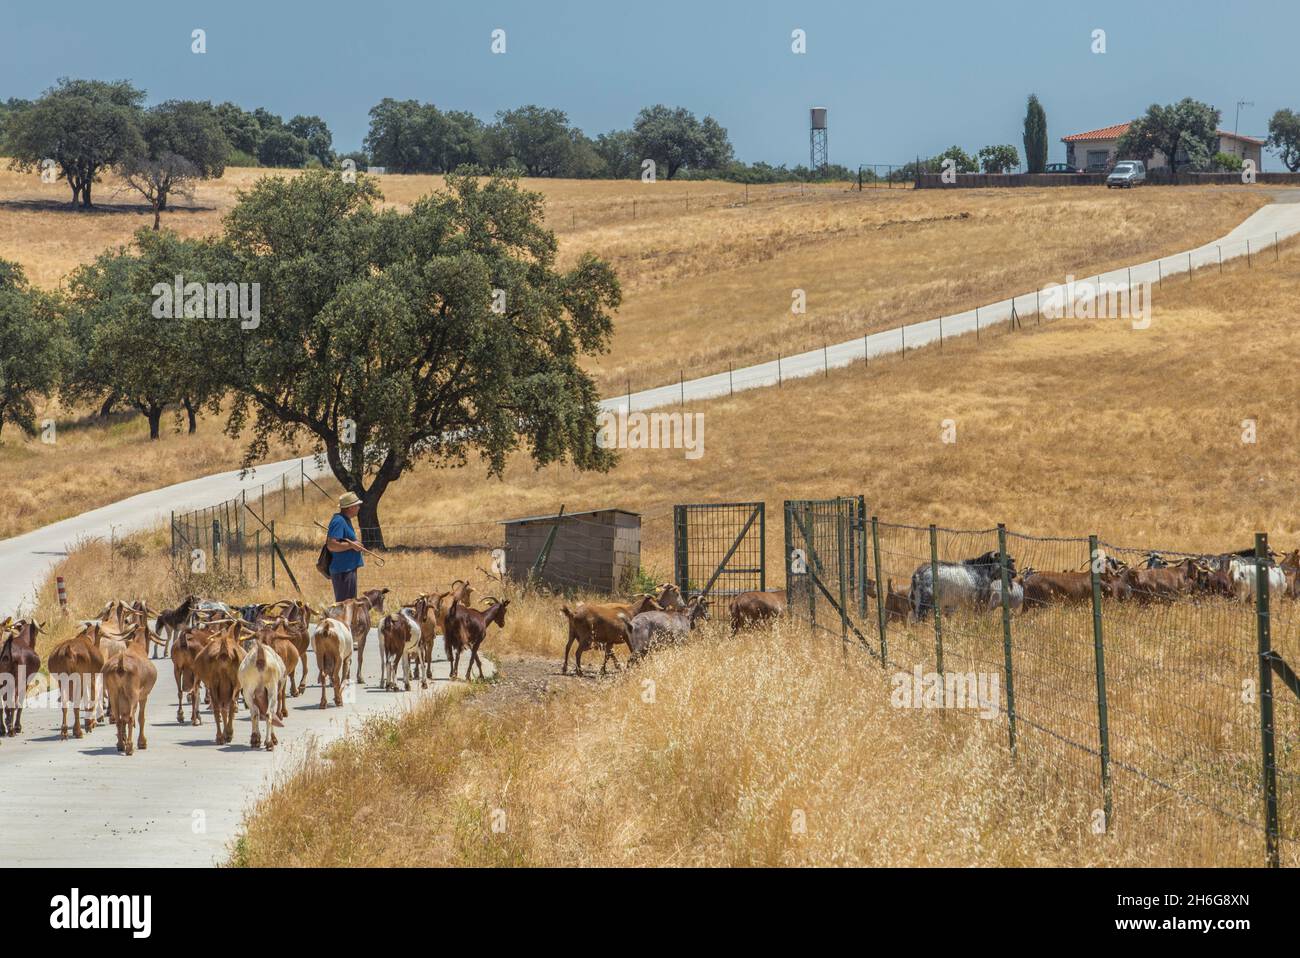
[1043,163,1084,174]
[1106,161,1146,188]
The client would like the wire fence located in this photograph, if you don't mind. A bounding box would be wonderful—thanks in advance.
[787,498,1300,867]
[609,223,1295,418]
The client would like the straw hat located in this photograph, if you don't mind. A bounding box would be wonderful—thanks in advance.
[338,491,363,510]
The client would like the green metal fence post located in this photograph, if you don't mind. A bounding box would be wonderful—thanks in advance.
[929,524,944,673]
[1255,531,1280,868]
[783,501,795,611]
[805,503,817,627]
[758,501,767,593]
[270,520,276,589]
[871,516,887,667]
[857,495,868,621]
[673,505,689,595]
[1088,534,1113,830]
[998,524,1017,755]
[836,504,849,647]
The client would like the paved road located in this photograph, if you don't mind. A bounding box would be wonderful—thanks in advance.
[0,456,331,617]
[607,198,1300,414]
[0,639,491,866]
[1,192,1296,867]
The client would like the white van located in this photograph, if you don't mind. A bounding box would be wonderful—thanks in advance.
[1106,161,1146,188]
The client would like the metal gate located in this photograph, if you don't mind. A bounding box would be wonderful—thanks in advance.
[672,502,766,600]
[784,496,875,651]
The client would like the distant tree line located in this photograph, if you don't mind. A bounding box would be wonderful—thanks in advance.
[0,75,875,198]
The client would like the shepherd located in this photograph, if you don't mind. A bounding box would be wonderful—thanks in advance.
[323,492,366,602]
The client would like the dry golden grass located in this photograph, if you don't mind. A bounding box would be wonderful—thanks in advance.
[226,619,1293,867]
[0,400,304,540]
[11,169,1298,867]
[0,160,1267,395]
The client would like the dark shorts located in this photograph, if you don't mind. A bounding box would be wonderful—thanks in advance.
[331,569,358,603]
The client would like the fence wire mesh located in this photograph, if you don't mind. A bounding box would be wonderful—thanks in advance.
[786,499,1300,866]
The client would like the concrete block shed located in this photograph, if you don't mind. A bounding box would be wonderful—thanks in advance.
[500,508,641,594]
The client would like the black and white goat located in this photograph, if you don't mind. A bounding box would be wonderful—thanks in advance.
[910,550,1016,620]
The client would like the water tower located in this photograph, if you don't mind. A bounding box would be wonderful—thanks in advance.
[809,107,828,173]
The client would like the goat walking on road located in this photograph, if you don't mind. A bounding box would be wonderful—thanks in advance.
[101,620,165,756]
[379,598,430,691]
[445,597,509,681]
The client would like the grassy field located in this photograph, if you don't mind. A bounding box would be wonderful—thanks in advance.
[0,400,304,541]
[0,164,1274,541]
[7,163,1296,867]
[0,161,1268,398]
[21,228,1300,867]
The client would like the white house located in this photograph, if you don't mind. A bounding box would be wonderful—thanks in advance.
[1062,122,1264,172]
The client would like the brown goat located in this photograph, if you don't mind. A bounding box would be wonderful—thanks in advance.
[728,590,787,632]
[445,597,509,681]
[192,622,247,745]
[101,621,164,756]
[378,597,430,691]
[1,619,44,737]
[882,579,910,624]
[171,621,218,725]
[47,622,107,738]
[561,594,661,675]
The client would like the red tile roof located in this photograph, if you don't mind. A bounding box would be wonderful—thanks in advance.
[1061,122,1132,142]
[1062,122,1265,146]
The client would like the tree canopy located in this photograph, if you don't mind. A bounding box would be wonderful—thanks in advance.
[6,78,145,206]
[207,169,621,546]
[0,260,66,438]
[120,99,229,227]
[63,230,226,438]
[631,105,733,179]
[1267,109,1300,173]
[979,144,1020,174]
[1117,99,1220,180]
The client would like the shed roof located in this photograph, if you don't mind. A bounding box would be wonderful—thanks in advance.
[500,508,641,525]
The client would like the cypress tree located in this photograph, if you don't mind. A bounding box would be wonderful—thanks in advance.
[1023,94,1048,173]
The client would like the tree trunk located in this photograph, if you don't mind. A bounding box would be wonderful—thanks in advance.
[356,496,386,551]
[98,393,118,418]
[81,179,93,208]
[157,189,169,211]
[324,438,394,550]
[152,200,161,230]
[182,398,197,434]
[145,404,163,440]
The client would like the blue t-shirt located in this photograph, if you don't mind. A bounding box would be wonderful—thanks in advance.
[327,513,364,575]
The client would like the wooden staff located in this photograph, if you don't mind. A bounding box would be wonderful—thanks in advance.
[314,519,387,565]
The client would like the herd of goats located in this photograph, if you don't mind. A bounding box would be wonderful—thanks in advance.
[0,580,510,755]
[888,545,1300,621]
[0,577,726,756]
[0,545,1286,756]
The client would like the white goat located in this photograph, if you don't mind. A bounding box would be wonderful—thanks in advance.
[1227,558,1288,603]
[238,640,286,751]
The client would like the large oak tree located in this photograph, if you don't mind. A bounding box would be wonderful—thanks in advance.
[211,169,621,547]
[6,78,145,207]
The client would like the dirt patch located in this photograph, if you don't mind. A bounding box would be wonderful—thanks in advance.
[463,652,619,715]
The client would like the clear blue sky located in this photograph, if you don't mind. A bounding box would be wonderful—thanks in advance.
[2,0,1294,168]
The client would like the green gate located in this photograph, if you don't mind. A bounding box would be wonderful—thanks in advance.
[673,502,766,600]
[784,496,875,653]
